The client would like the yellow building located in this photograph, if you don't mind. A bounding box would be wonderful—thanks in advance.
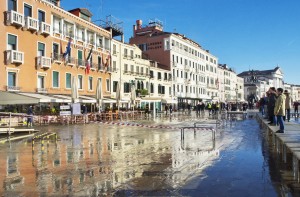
[1,0,113,105]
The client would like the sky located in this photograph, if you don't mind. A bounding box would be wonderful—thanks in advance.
[61,0,300,85]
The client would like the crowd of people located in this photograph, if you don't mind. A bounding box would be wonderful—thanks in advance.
[257,87,299,133]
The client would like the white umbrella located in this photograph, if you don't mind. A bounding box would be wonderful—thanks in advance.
[116,82,121,111]
[96,79,103,112]
[71,76,78,103]
[131,84,136,109]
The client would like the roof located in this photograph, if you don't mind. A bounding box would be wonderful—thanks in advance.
[68,8,93,17]
[238,66,280,77]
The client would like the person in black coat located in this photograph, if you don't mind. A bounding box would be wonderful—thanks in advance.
[267,87,277,125]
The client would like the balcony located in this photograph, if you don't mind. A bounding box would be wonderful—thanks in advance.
[39,22,51,36]
[6,50,24,64]
[25,16,39,32]
[6,85,20,92]
[66,57,76,66]
[184,65,191,71]
[36,88,48,93]
[6,11,24,27]
[52,53,63,64]
[37,56,51,69]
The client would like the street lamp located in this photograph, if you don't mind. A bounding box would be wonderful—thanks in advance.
[235,84,239,111]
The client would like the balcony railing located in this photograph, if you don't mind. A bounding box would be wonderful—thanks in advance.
[52,53,64,64]
[6,11,24,27]
[66,57,76,66]
[6,50,24,64]
[39,21,51,35]
[25,16,39,31]
[37,56,51,69]
[6,85,20,92]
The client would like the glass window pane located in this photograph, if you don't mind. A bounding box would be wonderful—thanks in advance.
[8,0,17,11]
[24,4,32,17]
[38,10,45,22]
[8,72,16,86]
[8,34,16,45]
[66,73,71,88]
[53,71,59,87]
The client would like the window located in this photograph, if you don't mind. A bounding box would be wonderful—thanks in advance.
[130,50,134,58]
[8,0,17,11]
[124,48,128,57]
[124,82,130,93]
[78,50,83,66]
[24,4,32,17]
[113,44,116,54]
[52,43,59,60]
[150,83,154,93]
[78,75,83,89]
[7,34,17,50]
[88,76,93,90]
[97,56,102,69]
[38,42,45,56]
[157,72,161,80]
[8,72,16,87]
[113,81,118,92]
[37,75,45,89]
[52,71,59,88]
[66,73,71,89]
[150,70,154,78]
[106,79,110,91]
[130,65,134,72]
[38,10,45,22]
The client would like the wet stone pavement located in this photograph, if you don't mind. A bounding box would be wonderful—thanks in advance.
[0,112,299,196]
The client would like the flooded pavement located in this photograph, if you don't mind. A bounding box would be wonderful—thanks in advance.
[0,113,298,196]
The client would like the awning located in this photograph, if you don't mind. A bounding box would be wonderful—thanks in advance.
[102,98,116,104]
[0,91,39,105]
[161,98,178,104]
[53,94,97,103]
[18,92,65,103]
[141,97,162,102]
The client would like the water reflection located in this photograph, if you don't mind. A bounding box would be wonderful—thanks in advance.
[0,122,220,195]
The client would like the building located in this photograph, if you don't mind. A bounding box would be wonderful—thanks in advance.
[238,66,284,102]
[111,39,173,112]
[1,0,114,111]
[129,19,220,109]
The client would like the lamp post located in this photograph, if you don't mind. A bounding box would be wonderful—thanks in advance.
[235,84,239,111]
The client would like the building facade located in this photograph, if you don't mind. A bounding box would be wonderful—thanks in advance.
[1,0,114,109]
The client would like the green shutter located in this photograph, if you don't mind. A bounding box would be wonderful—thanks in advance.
[8,35,16,45]
[38,43,45,50]
[78,50,82,60]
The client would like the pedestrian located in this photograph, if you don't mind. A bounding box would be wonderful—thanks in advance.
[294,101,299,114]
[267,87,277,125]
[165,104,169,115]
[27,106,34,127]
[274,88,286,133]
[169,105,173,115]
[259,96,266,116]
[283,90,292,122]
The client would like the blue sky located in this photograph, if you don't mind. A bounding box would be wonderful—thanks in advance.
[61,0,300,85]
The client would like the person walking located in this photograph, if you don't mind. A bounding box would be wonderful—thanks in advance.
[27,106,34,127]
[294,101,299,114]
[267,87,277,125]
[283,90,292,122]
[165,104,169,115]
[274,88,286,133]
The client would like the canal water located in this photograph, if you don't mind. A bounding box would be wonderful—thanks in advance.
[0,114,297,196]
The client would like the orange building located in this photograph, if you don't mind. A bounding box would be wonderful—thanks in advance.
[0,0,113,106]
